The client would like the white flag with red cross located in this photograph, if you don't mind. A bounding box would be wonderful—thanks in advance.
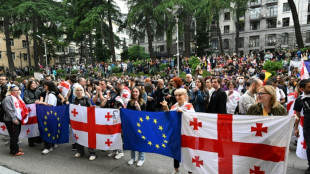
[296,109,307,159]
[0,104,39,138]
[181,112,294,174]
[69,104,122,150]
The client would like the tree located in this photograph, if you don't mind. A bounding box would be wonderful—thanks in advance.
[128,45,149,61]
[287,0,304,48]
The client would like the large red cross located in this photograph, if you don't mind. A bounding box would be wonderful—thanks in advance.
[1,124,6,131]
[26,128,30,135]
[105,112,112,121]
[182,114,286,174]
[71,108,78,117]
[251,123,268,137]
[70,107,121,149]
[302,140,307,149]
[192,156,203,167]
[250,166,265,174]
[105,139,113,146]
[122,93,128,99]
[190,118,202,130]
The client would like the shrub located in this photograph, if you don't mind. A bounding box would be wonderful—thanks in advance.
[188,56,200,70]
[71,69,78,74]
[263,60,283,76]
[112,66,120,73]
[56,69,66,77]
[159,63,169,71]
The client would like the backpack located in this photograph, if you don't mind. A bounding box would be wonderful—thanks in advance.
[0,104,5,122]
[49,91,63,106]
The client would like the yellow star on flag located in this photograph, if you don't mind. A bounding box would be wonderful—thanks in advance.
[145,116,150,121]
[58,123,61,127]
[156,144,160,149]
[58,130,60,133]
[148,141,152,146]
[159,126,163,131]
[45,116,47,119]
[47,112,49,116]
[139,117,143,122]
[44,128,48,132]
[137,123,141,127]
[50,111,53,114]
[57,117,60,121]
[56,135,59,138]
[142,136,146,140]
[137,129,142,134]
[164,140,168,144]
[153,119,157,124]
[52,137,55,140]
[162,134,166,138]
[162,144,166,148]
[48,133,51,137]
[44,121,47,125]
[55,112,57,116]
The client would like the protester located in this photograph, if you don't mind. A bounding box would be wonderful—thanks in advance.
[206,77,227,114]
[225,80,240,114]
[189,77,209,112]
[239,78,263,114]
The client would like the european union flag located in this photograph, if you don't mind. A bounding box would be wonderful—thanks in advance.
[37,104,70,144]
[120,109,181,161]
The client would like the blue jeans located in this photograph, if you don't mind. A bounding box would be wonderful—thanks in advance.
[130,150,144,161]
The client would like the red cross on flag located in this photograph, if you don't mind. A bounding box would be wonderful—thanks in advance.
[0,104,39,138]
[69,104,122,150]
[181,112,295,174]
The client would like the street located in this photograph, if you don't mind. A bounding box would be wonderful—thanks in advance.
[0,134,308,174]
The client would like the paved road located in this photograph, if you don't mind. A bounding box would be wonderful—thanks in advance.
[0,134,308,174]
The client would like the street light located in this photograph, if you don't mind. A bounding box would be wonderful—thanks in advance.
[167,7,180,77]
[37,35,51,75]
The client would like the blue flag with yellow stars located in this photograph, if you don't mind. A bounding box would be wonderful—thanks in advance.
[37,104,70,144]
[120,109,181,161]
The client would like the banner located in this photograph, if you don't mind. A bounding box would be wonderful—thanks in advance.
[121,109,182,161]
[181,112,294,174]
[69,104,122,150]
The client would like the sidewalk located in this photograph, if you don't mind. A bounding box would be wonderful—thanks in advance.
[287,141,308,174]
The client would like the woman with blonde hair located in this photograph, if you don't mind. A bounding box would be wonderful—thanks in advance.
[247,85,287,116]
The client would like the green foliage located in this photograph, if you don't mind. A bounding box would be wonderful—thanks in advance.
[121,48,128,61]
[188,56,200,70]
[263,60,283,76]
[301,47,310,52]
[159,63,169,71]
[71,69,78,74]
[133,60,146,67]
[112,66,120,73]
[94,67,99,72]
[128,45,149,61]
[56,69,66,77]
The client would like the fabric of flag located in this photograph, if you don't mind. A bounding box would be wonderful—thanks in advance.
[0,104,39,138]
[120,109,182,161]
[37,104,70,144]
[296,109,307,159]
[304,61,310,73]
[58,81,71,98]
[289,60,303,75]
[69,104,122,150]
[181,112,294,174]
[301,61,310,80]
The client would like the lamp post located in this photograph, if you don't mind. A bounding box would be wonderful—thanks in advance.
[37,35,50,75]
[167,8,180,77]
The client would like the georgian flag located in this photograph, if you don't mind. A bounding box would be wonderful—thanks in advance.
[0,104,39,138]
[296,109,307,159]
[69,104,122,150]
[58,81,71,98]
[121,87,131,108]
[181,112,294,174]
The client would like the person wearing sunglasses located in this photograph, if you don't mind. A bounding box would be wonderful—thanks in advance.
[247,85,287,116]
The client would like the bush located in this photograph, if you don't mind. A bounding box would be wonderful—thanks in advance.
[188,56,200,70]
[56,69,66,77]
[71,69,78,74]
[128,45,149,61]
[159,63,169,71]
[112,66,120,73]
[263,60,283,76]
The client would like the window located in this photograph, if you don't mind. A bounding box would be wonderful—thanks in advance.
[250,0,261,6]
[281,33,289,45]
[211,39,218,50]
[69,46,75,53]
[22,40,27,48]
[250,21,260,30]
[10,39,14,46]
[223,39,229,49]
[266,5,278,17]
[308,15,310,24]
[23,54,28,61]
[239,22,245,32]
[283,3,290,12]
[249,36,259,47]
[266,0,277,3]
[282,17,290,27]
[306,31,310,43]
[12,53,15,60]
[224,12,230,20]
[238,37,244,48]
[267,19,277,28]
[250,8,261,19]
[265,34,277,46]
[224,25,230,33]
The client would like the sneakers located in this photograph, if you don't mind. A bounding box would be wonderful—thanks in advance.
[128,159,135,165]
[137,160,144,167]
[171,171,180,174]
[42,148,53,155]
[108,151,116,157]
[89,155,96,161]
[115,152,124,160]
[75,153,81,158]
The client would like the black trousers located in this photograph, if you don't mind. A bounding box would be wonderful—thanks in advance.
[304,125,310,167]
[4,121,21,154]
[77,144,96,156]
[44,141,55,149]
[174,159,179,169]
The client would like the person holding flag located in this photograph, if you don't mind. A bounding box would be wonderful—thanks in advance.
[2,84,29,156]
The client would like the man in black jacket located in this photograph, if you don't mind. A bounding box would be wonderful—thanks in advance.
[207,77,227,114]
[153,79,165,111]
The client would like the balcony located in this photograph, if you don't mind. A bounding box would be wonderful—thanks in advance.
[265,0,278,4]
[250,0,262,7]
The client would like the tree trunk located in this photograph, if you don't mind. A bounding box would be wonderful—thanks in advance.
[89,32,94,63]
[37,17,44,65]
[26,32,32,67]
[4,16,15,73]
[32,14,40,71]
[216,16,224,55]
[235,12,240,55]
[165,16,172,58]
[145,9,154,60]
[183,12,191,57]
[288,0,304,48]
[80,40,83,64]
[108,0,116,62]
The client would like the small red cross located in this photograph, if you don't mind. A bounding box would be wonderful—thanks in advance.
[192,156,203,167]
[28,107,32,112]
[184,104,193,110]
[105,112,112,121]
[26,128,30,135]
[302,140,307,149]
[1,124,6,131]
[105,139,112,146]
[14,102,19,109]
[71,109,78,117]
[250,166,265,174]
[122,93,128,99]
[74,133,79,141]
[251,123,268,137]
[190,118,202,130]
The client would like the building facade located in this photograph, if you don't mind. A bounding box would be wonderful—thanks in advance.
[211,0,310,55]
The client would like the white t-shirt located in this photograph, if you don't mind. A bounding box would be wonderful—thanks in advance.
[276,88,286,102]
[226,90,241,114]
[45,92,57,106]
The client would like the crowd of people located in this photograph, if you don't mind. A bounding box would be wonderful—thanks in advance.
[1,48,310,174]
